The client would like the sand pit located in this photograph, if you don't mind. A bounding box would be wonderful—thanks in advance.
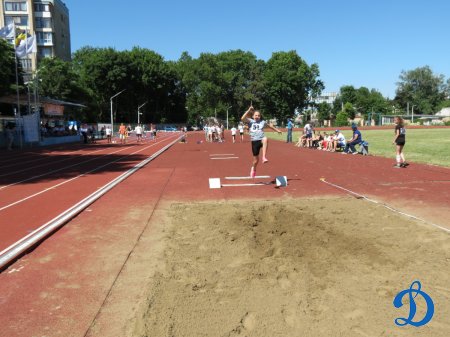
[117,198,449,337]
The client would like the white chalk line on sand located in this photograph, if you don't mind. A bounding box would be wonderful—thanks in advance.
[319,178,450,234]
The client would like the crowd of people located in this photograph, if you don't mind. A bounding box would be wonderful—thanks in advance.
[294,122,366,154]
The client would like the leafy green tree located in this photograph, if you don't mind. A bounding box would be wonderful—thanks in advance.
[395,66,447,114]
[316,102,332,126]
[335,111,349,127]
[333,85,389,119]
[37,57,85,101]
[343,102,355,120]
[0,38,17,96]
[262,51,324,122]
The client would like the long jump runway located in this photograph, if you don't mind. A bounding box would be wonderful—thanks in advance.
[0,131,449,337]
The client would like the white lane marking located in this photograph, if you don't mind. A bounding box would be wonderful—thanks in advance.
[0,135,171,190]
[225,176,271,180]
[320,178,450,234]
[0,136,178,212]
[221,183,267,187]
[0,148,105,177]
[0,135,183,269]
[210,157,239,160]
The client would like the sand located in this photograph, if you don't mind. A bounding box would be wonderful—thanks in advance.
[91,198,450,337]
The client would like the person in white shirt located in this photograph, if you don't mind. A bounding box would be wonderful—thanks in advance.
[135,124,143,143]
[231,126,237,143]
[238,123,244,142]
[105,126,112,143]
[333,130,346,152]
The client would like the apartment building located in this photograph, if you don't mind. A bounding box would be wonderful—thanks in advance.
[0,0,71,75]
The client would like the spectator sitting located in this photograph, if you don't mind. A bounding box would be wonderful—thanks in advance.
[312,132,323,148]
[333,130,346,152]
[343,124,362,154]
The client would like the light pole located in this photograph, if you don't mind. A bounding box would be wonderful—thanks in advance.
[226,106,232,129]
[137,101,147,124]
[110,89,126,135]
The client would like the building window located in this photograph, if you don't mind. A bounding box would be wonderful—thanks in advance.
[20,58,32,71]
[35,17,52,29]
[34,3,50,12]
[37,31,52,44]
[4,1,27,12]
[38,47,52,58]
[5,15,28,26]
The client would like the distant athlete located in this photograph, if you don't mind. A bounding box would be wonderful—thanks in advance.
[241,105,282,178]
[393,116,408,168]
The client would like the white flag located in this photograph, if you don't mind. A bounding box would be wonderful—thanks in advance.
[0,23,15,39]
[15,35,37,58]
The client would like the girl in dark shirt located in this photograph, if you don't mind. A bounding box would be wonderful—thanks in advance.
[392,116,407,168]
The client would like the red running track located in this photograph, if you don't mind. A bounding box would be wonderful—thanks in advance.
[0,133,182,264]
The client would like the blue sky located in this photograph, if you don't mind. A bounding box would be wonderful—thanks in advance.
[64,0,450,98]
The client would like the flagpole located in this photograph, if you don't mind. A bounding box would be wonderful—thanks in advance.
[13,23,23,149]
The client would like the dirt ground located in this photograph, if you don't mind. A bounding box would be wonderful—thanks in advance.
[92,198,450,337]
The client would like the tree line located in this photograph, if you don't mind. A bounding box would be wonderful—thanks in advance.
[1,41,449,126]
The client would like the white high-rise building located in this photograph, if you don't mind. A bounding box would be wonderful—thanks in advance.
[0,0,71,75]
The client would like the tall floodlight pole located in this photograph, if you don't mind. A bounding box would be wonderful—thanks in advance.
[137,101,147,124]
[110,89,126,135]
[226,106,232,130]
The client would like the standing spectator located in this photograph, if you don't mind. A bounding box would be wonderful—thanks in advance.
[119,123,127,144]
[100,126,105,139]
[105,125,112,143]
[304,121,314,148]
[286,118,293,143]
[135,124,143,143]
[343,124,362,154]
[231,125,237,143]
[204,124,209,141]
[238,123,244,142]
[5,123,15,150]
[392,116,407,168]
[80,124,88,144]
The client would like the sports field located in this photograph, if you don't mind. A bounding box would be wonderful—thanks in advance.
[268,128,450,167]
[1,131,449,337]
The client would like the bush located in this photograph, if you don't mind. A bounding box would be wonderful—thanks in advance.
[444,121,450,126]
[335,111,349,127]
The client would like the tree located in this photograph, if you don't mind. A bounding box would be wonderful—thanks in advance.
[343,102,355,120]
[395,66,447,115]
[263,51,324,122]
[335,111,349,127]
[333,85,389,119]
[37,57,84,101]
[0,38,17,96]
[316,102,332,126]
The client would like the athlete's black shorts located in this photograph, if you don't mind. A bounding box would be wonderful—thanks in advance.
[251,140,263,156]
[395,137,405,146]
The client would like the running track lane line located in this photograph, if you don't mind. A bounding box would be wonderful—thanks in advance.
[0,134,184,270]
[0,135,178,211]
[0,147,106,177]
[319,178,450,234]
[0,135,172,190]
